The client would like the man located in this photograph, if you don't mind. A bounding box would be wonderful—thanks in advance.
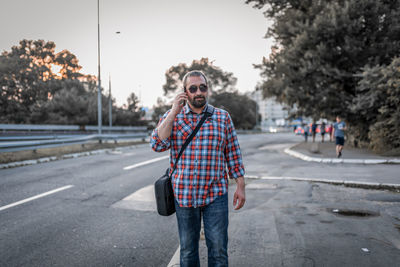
[328,124,333,142]
[320,122,326,143]
[151,70,245,267]
[311,121,317,143]
[333,115,346,158]
[303,123,310,142]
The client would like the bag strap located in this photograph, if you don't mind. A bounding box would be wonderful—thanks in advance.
[171,105,214,174]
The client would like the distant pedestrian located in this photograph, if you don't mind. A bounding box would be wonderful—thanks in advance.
[333,116,347,158]
[320,122,326,143]
[303,124,310,142]
[327,124,333,142]
[311,121,317,142]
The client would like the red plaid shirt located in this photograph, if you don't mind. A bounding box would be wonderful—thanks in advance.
[151,104,245,208]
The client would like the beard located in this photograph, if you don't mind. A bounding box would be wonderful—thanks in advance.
[189,95,207,108]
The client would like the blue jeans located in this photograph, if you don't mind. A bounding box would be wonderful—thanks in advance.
[175,193,229,267]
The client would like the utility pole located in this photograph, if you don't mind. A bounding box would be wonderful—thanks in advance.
[109,75,112,128]
[108,31,120,129]
[97,0,102,135]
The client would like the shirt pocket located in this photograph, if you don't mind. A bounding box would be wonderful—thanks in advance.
[202,118,225,148]
[175,119,192,138]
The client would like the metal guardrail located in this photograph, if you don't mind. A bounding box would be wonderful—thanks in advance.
[0,124,146,132]
[0,124,149,152]
[1,134,148,152]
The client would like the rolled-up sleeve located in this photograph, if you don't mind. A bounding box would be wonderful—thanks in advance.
[224,113,245,179]
[150,111,172,152]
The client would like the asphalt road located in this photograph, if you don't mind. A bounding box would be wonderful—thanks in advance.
[1,133,399,266]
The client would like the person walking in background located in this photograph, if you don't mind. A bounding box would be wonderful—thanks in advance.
[333,115,347,158]
[328,124,333,142]
[320,122,326,143]
[151,70,245,267]
[311,121,317,142]
[303,123,310,142]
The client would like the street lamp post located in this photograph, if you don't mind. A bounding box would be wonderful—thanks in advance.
[108,31,120,129]
[97,0,102,136]
[109,75,112,128]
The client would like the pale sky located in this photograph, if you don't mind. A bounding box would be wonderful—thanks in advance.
[0,0,273,108]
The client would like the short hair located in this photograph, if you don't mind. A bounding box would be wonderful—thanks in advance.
[182,70,208,90]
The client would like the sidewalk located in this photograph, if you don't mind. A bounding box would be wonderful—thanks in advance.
[285,141,400,164]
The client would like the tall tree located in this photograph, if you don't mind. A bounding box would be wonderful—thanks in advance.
[151,97,171,124]
[352,57,400,153]
[210,91,258,129]
[53,49,83,80]
[247,0,400,149]
[0,40,54,122]
[30,82,96,125]
[113,92,146,126]
[163,58,237,96]
[126,92,140,112]
[0,39,86,123]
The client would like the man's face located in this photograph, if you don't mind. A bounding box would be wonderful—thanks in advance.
[336,116,341,122]
[185,75,208,109]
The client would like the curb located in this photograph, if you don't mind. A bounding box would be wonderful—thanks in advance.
[284,145,400,164]
[245,175,400,192]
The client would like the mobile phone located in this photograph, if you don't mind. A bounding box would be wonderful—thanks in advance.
[180,90,187,106]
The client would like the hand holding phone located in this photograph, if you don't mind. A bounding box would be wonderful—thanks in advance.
[172,92,188,115]
[180,98,186,106]
[180,90,188,106]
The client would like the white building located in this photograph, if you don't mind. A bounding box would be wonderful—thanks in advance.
[247,90,290,131]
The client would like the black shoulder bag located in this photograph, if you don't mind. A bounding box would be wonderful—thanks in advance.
[154,106,214,216]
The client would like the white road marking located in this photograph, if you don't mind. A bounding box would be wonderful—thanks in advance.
[0,185,74,212]
[167,245,180,267]
[111,185,156,212]
[123,155,169,170]
[123,185,155,202]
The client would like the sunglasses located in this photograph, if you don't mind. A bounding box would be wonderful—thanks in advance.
[187,84,208,94]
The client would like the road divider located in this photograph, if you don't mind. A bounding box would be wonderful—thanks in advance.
[123,155,169,170]
[0,185,74,212]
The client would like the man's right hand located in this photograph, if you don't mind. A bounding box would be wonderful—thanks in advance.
[171,92,188,115]
[156,92,187,140]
